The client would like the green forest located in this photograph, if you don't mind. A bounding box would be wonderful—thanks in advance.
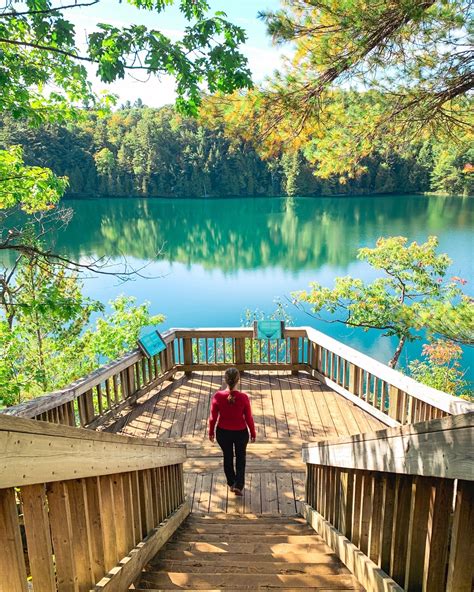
[1,101,472,200]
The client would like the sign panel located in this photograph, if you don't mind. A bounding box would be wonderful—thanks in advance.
[138,330,167,358]
[253,320,285,340]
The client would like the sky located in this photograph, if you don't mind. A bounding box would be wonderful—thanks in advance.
[69,0,286,108]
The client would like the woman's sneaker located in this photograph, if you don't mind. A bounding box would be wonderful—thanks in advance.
[233,487,243,496]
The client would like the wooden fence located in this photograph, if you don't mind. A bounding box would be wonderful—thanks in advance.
[0,415,189,592]
[1,329,177,428]
[302,412,474,592]
[3,327,472,431]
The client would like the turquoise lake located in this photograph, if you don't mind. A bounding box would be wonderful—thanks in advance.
[29,194,474,382]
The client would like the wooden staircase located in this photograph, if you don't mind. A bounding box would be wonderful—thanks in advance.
[133,513,365,590]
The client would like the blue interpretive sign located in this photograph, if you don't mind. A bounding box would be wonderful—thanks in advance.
[253,320,285,340]
[138,330,167,358]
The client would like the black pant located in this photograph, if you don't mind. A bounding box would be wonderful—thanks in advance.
[216,427,249,490]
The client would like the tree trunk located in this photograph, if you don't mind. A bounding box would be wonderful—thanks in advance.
[28,266,48,390]
[389,335,406,369]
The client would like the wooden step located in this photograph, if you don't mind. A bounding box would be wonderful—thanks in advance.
[148,560,349,575]
[187,513,307,522]
[163,541,333,554]
[138,572,364,589]
[177,524,314,534]
[172,533,325,543]
[157,550,339,563]
[184,459,305,472]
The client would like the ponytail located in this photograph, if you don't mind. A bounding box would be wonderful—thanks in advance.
[224,367,240,405]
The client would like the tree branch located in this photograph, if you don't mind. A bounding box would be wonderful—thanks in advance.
[0,1,100,18]
[0,37,93,61]
[292,299,398,332]
[0,241,165,281]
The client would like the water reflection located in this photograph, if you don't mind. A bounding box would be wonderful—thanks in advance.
[31,194,472,273]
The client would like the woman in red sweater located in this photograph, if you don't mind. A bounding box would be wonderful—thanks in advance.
[209,367,256,496]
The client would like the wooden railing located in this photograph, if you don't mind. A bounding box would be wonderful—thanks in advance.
[302,412,474,592]
[0,414,189,592]
[303,327,472,425]
[1,329,177,428]
[3,327,472,430]
[173,327,307,371]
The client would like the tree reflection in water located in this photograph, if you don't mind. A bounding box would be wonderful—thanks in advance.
[18,194,471,274]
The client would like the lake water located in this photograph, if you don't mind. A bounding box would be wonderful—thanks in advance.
[17,195,474,380]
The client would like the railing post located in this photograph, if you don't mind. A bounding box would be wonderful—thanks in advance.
[348,363,360,395]
[235,337,245,368]
[446,479,474,591]
[183,337,193,376]
[166,342,175,374]
[159,349,167,376]
[388,385,401,422]
[0,488,28,592]
[339,469,354,539]
[84,389,95,424]
[290,337,299,375]
[310,341,321,373]
[120,369,129,400]
[127,364,136,395]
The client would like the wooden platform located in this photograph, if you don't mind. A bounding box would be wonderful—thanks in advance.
[109,371,385,515]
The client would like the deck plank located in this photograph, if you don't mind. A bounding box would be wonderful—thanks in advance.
[267,371,289,438]
[111,370,387,517]
[325,388,353,437]
[278,374,301,439]
[299,374,327,439]
[194,371,209,438]
[311,383,338,439]
[208,471,227,514]
[245,372,264,438]
[276,472,297,516]
[289,374,313,441]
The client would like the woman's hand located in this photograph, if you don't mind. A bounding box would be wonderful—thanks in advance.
[251,437,256,443]
[209,434,215,443]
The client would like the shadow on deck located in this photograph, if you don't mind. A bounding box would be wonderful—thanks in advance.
[106,370,385,516]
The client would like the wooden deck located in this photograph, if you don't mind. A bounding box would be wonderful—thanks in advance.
[109,371,386,515]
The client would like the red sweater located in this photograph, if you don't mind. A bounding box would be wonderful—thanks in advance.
[209,390,256,439]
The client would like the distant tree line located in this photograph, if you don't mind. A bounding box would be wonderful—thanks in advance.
[0,102,472,199]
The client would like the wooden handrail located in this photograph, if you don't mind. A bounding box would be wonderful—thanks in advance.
[304,326,471,416]
[0,413,189,592]
[302,412,474,480]
[302,412,474,592]
[0,415,186,488]
[2,329,177,426]
[172,327,308,338]
[1,349,143,418]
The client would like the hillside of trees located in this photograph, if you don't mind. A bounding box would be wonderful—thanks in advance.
[1,102,472,200]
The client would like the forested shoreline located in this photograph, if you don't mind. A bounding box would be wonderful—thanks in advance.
[1,102,472,200]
